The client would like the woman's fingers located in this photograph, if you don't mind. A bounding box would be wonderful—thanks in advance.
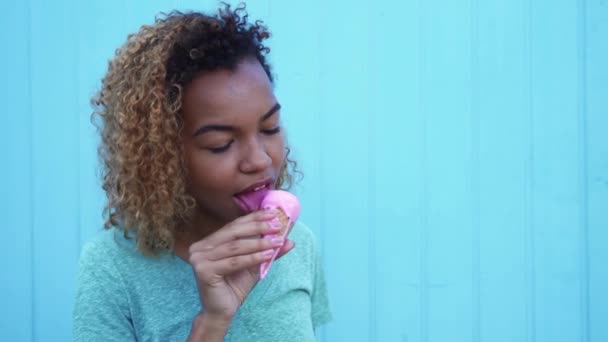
[231,209,277,225]
[206,236,285,261]
[190,238,295,284]
[187,212,296,283]
[195,249,276,277]
[189,211,279,254]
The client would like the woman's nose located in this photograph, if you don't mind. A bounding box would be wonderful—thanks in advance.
[239,139,273,174]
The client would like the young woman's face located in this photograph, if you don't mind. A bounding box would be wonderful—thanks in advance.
[180,58,286,226]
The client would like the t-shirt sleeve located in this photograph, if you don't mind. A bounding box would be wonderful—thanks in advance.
[310,235,332,329]
[73,240,137,341]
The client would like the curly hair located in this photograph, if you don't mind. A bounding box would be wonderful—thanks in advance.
[92,3,298,256]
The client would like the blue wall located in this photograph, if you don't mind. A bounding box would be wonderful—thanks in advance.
[1,0,607,341]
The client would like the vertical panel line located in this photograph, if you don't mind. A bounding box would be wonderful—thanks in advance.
[524,0,536,341]
[470,0,481,340]
[74,0,82,258]
[26,0,36,339]
[418,0,429,341]
[577,0,590,340]
[367,3,377,342]
[316,4,327,342]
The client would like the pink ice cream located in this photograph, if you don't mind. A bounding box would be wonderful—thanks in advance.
[258,190,300,279]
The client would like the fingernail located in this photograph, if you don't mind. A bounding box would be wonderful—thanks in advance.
[271,237,284,246]
[266,222,281,231]
[259,210,275,220]
[262,249,275,258]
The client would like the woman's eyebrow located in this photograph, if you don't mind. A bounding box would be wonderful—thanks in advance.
[192,124,234,137]
[261,103,281,122]
[192,103,281,137]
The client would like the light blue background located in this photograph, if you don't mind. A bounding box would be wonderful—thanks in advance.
[1,0,607,341]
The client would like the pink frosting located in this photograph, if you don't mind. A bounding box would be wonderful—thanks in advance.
[260,190,300,220]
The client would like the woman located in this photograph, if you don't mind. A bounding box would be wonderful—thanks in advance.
[73,4,331,341]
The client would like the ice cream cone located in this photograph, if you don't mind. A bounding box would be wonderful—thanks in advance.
[259,190,300,279]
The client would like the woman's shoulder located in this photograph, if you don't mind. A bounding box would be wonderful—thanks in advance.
[78,228,142,271]
[289,221,316,245]
[285,220,323,261]
[77,228,188,291]
[81,227,134,253]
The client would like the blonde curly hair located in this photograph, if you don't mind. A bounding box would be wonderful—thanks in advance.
[92,4,298,256]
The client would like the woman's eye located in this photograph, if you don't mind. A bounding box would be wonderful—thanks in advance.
[207,140,234,154]
[261,127,281,135]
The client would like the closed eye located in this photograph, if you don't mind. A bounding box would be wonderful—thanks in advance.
[262,127,281,135]
[208,140,234,154]
[206,126,279,154]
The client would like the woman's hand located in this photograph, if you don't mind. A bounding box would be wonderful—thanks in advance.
[188,210,295,326]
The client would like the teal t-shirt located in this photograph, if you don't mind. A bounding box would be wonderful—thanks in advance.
[73,222,331,341]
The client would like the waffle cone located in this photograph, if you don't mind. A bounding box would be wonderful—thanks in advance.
[275,208,290,237]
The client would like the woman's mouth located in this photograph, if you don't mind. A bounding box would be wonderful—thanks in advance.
[234,182,272,212]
